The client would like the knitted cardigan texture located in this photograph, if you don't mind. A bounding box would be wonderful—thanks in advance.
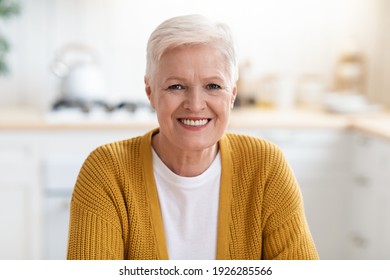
[67,129,319,260]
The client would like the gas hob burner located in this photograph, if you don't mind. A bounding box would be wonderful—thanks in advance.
[47,99,156,123]
[51,99,154,114]
[52,99,113,113]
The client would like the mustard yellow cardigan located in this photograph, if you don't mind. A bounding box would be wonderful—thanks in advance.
[67,129,319,260]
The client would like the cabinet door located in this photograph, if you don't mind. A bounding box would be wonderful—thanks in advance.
[44,195,72,259]
[373,139,390,258]
[39,130,144,259]
[0,186,28,259]
[347,133,390,259]
[375,187,390,259]
[0,142,41,259]
[347,181,381,259]
[372,138,390,190]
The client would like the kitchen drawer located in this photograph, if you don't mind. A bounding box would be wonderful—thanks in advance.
[44,195,72,259]
[42,153,85,191]
[346,185,387,259]
[0,187,28,259]
[0,143,38,185]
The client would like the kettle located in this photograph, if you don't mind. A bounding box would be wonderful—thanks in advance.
[51,44,106,102]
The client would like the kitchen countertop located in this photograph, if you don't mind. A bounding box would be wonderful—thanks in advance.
[349,115,390,140]
[230,108,390,141]
[1,106,389,140]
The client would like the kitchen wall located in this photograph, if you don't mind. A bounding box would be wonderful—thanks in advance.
[374,0,390,106]
[0,0,388,110]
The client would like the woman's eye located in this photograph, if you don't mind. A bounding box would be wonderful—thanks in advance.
[206,83,222,90]
[167,84,185,90]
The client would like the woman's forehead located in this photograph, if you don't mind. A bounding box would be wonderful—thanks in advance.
[156,45,231,79]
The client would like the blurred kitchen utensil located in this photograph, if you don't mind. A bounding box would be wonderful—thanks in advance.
[51,44,106,102]
[257,74,278,109]
[324,92,382,114]
[334,38,366,95]
[296,74,325,109]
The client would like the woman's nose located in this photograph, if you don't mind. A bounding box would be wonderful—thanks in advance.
[183,87,207,112]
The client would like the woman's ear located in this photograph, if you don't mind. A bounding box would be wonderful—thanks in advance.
[231,85,238,109]
[144,76,155,109]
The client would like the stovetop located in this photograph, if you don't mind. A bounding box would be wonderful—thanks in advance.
[46,99,156,123]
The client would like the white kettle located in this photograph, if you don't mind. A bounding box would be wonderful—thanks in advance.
[51,44,106,102]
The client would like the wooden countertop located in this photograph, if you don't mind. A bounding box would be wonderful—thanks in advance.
[350,116,390,140]
[228,108,351,129]
[1,106,389,140]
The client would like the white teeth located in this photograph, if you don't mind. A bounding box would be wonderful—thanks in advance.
[180,119,209,127]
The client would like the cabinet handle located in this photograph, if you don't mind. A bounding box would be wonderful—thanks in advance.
[351,233,368,248]
[355,176,370,188]
[61,201,70,210]
[357,135,371,146]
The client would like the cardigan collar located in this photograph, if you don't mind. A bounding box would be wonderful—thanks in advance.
[140,128,233,260]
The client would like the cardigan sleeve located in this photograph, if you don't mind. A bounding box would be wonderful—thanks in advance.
[261,145,319,260]
[67,146,125,260]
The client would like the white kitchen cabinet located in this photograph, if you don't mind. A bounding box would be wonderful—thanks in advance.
[375,139,390,259]
[44,195,72,259]
[0,129,145,260]
[382,187,390,259]
[0,137,42,260]
[39,129,145,259]
[347,179,382,259]
[229,128,352,259]
[0,188,28,258]
[346,133,390,259]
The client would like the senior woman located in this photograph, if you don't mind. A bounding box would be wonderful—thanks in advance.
[67,14,319,260]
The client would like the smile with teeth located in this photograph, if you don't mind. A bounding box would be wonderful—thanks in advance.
[179,118,210,127]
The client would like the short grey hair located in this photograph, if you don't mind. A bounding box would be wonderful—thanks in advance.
[145,14,239,84]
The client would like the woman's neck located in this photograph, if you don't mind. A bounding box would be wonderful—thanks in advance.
[152,133,218,177]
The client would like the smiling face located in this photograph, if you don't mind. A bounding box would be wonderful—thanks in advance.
[145,44,237,154]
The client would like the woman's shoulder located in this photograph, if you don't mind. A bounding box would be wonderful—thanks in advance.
[82,134,149,170]
[92,128,156,157]
[89,136,139,156]
[223,132,281,154]
[222,132,289,171]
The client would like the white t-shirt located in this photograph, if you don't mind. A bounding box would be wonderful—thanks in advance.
[152,148,221,260]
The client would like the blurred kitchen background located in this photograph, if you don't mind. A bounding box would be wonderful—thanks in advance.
[0,0,389,260]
